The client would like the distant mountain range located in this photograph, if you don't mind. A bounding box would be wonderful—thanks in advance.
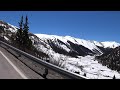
[33,34,120,57]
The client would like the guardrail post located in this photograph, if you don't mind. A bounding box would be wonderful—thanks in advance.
[42,60,49,79]
[113,75,116,79]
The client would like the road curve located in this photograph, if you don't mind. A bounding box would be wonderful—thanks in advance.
[0,50,27,79]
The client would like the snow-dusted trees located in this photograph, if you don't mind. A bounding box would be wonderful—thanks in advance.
[50,54,67,68]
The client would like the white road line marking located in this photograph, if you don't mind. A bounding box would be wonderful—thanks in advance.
[0,50,28,79]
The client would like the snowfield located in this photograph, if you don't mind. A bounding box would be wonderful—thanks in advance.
[54,55,120,79]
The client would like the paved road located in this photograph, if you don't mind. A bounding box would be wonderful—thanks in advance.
[0,50,27,79]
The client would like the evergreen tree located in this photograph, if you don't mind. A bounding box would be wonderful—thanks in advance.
[15,15,32,51]
[23,16,32,50]
[16,16,24,48]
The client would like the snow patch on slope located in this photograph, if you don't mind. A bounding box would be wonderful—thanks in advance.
[0,21,18,33]
[93,41,104,47]
[7,23,18,33]
[4,36,9,41]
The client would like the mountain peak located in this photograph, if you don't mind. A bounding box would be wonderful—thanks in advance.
[101,41,120,48]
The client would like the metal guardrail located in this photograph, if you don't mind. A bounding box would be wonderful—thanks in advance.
[0,40,88,79]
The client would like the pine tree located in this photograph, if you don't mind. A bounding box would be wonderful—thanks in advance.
[22,16,32,50]
[15,15,32,51]
[16,16,24,48]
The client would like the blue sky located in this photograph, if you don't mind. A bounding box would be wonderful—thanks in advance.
[0,11,120,42]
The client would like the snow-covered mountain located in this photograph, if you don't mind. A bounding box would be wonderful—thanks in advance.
[34,34,120,56]
[35,34,120,49]
[101,41,120,48]
[93,40,120,49]
[1,20,120,79]
[34,34,103,56]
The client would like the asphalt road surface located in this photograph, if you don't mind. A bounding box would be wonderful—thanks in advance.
[0,50,27,79]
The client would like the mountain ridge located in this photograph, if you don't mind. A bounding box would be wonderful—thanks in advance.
[35,33,120,49]
[34,33,120,57]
